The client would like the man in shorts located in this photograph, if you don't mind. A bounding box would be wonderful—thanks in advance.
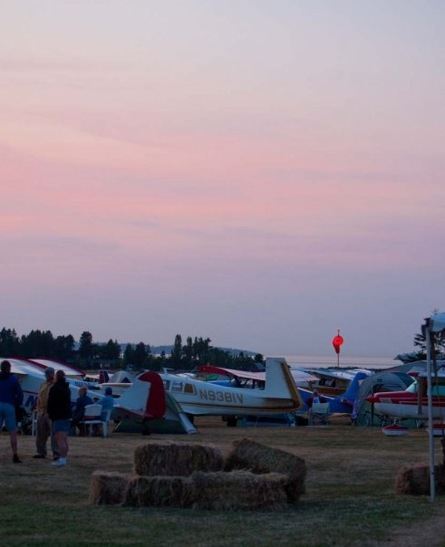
[33,367,59,460]
[0,360,24,463]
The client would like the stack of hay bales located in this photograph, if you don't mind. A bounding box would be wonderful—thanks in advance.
[89,471,129,505]
[395,464,445,495]
[134,441,223,476]
[192,470,288,511]
[225,438,306,503]
[90,439,306,510]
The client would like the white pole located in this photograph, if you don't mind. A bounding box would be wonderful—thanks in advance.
[426,323,435,502]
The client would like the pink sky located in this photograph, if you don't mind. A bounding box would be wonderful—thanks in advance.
[1,1,444,356]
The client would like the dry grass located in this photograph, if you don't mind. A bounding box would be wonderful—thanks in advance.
[1,417,445,546]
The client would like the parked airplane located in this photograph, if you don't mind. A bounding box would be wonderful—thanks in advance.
[367,369,445,420]
[3,358,102,415]
[297,370,370,414]
[3,357,196,434]
[196,364,319,388]
[105,358,303,422]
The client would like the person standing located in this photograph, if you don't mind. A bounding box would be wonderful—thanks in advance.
[33,367,59,460]
[47,370,71,467]
[0,360,23,463]
[72,386,93,436]
[100,387,114,421]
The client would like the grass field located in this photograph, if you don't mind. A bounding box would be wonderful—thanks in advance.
[1,417,445,547]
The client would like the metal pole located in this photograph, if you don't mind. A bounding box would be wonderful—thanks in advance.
[426,322,435,502]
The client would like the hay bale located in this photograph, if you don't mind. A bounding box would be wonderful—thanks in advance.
[225,438,306,503]
[192,470,288,511]
[395,464,445,495]
[124,475,195,508]
[89,471,129,505]
[134,441,224,477]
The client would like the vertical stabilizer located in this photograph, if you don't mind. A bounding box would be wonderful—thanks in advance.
[342,371,369,403]
[264,357,303,409]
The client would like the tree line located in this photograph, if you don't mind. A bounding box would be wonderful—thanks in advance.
[0,328,264,371]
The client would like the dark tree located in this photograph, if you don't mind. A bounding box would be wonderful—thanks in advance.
[0,328,20,356]
[123,344,135,366]
[54,335,75,361]
[101,339,121,361]
[20,330,55,358]
[79,331,94,364]
[171,334,182,368]
[133,342,148,369]
[182,336,193,366]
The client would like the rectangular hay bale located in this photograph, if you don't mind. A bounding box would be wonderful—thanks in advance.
[225,438,306,503]
[192,470,288,511]
[124,475,195,508]
[134,441,224,477]
[395,464,445,495]
[89,471,129,505]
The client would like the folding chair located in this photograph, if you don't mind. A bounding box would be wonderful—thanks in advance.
[309,402,330,425]
[80,404,103,436]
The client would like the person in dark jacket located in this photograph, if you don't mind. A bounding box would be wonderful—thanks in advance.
[47,370,71,467]
[72,386,93,436]
[0,360,23,463]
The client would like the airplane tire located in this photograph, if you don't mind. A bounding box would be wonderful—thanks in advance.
[226,416,238,427]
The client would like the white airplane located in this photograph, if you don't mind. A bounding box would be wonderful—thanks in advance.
[3,358,103,415]
[3,357,196,434]
[106,357,303,420]
[367,368,445,421]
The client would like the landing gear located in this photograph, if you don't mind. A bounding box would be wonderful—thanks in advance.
[226,416,238,427]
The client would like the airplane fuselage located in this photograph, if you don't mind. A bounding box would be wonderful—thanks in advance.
[161,372,298,416]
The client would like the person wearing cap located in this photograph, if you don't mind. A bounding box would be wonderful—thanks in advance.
[33,367,58,460]
[47,369,71,467]
[0,360,23,463]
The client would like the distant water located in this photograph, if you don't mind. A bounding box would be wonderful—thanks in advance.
[281,355,396,370]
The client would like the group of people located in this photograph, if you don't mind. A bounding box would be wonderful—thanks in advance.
[0,359,114,467]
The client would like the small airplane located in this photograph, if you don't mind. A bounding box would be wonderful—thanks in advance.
[103,358,303,423]
[367,368,445,420]
[297,370,370,414]
[301,367,371,397]
[3,358,103,415]
[196,364,319,388]
[3,357,196,434]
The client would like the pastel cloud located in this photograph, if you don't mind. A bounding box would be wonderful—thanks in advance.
[0,1,444,354]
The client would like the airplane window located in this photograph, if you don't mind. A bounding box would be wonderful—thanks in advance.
[171,381,183,392]
[184,383,196,395]
[163,380,170,390]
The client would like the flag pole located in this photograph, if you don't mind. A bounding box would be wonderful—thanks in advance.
[425,318,435,502]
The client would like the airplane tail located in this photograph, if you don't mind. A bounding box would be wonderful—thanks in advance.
[264,358,303,409]
[342,371,369,403]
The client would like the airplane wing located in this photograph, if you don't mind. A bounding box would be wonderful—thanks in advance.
[29,359,85,378]
[197,365,265,382]
[0,358,45,378]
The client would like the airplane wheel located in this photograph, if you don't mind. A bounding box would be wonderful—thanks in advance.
[226,416,238,427]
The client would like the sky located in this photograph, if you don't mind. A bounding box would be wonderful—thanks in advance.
[1,1,444,357]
